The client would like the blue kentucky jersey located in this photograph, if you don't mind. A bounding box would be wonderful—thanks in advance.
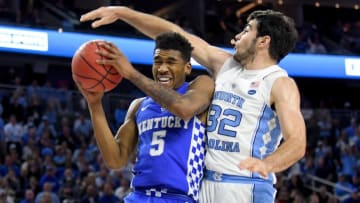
[133,82,206,201]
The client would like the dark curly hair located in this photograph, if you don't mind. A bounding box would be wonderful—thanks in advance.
[154,32,194,62]
[247,10,298,62]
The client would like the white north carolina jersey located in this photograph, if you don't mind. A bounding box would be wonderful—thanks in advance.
[205,57,288,184]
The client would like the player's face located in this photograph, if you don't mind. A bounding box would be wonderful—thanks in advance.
[231,20,258,62]
[152,49,190,89]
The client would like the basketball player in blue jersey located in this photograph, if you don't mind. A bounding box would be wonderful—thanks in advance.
[81,6,306,203]
[75,32,214,203]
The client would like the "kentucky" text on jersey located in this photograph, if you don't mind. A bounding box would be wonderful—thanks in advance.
[137,116,190,134]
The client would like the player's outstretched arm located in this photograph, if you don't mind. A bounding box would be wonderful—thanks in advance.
[80,6,231,77]
[239,77,306,176]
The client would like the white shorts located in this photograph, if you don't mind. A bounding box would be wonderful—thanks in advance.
[199,170,276,203]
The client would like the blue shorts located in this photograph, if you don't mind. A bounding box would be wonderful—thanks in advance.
[124,189,195,203]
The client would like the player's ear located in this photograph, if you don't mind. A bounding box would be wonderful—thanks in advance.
[258,35,270,48]
[184,62,192,75]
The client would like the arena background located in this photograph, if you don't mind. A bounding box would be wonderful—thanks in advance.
[0,0,360,202]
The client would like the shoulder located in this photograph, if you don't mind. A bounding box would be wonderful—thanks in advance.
[270,76,300,105]
[127,97,146,117]
[188,75,215,93]
[217,57,240,77]
[189,74,214,85]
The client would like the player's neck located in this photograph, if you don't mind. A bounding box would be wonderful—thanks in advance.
[243,55,276,70]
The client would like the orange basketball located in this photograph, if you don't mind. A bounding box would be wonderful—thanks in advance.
[71,40,122,92]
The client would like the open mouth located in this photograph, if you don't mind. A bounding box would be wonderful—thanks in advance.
[157,76,172,85]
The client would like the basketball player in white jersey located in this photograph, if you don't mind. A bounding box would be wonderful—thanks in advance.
[80,7,306,203]
[76,32,214,203]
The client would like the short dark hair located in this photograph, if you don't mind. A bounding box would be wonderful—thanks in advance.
[154,32,193,62]
[247,10,298,62]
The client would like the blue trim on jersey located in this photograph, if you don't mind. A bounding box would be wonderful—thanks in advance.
[250,105,280,184]
[265,115,281,156]
[250,104,266,179]
[252,181,277,203]
[204,170,273,185]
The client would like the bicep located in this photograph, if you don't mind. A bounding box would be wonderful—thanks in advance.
[114,99,142,162]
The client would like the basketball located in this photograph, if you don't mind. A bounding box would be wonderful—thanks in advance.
[71,39,122,92]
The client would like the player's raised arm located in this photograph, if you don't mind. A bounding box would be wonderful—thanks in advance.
[75,82,139,169]
[80,6,231,77]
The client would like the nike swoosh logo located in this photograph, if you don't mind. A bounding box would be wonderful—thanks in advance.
[141,105,151,111]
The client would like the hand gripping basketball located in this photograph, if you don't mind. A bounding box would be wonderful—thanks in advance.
[71,40,122,92]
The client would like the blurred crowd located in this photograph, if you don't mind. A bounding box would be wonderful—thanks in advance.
[0,77,134,203]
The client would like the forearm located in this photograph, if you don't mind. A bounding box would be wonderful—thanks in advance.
[127,69,194,118]
[263,136,306,173]
[117,7,183,40]
[88,102,124,169]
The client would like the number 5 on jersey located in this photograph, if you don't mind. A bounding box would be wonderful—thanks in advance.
[150,130,166,156]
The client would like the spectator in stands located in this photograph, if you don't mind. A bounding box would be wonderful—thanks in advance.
[317,185,330,203]
[99,182,121,203]
[307,33,327,54]
[80,184,99,203]
[3,114,24,155]
[26,94,43,126]
[20,189,35,203]
[36,115,57,138]
[0,188,15,203]
[27,176,41,196]
[0,155,20,177]
[60,167,76,187]
[73,113,92,141]
[314,156,333,181]
[72,142,93,167]
[309,192,320,203]
[38,165,60,193]
[22,122,37,141]
[343,189,360,203]
[0,102,5,144]
[57,123,78,152]
[344,118,358,139]
[335,173,354,197]
[114,178,130,200]
[113,100,127,128]
[43,97,61,126]
[34,181,60,203]
[53,144,67,167]
[340,147,357,179]
[27,80,41,98]
[59,184,75,203]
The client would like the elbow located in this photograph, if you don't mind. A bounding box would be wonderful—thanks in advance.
[297,137,307,160]
[298,145,306,160]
